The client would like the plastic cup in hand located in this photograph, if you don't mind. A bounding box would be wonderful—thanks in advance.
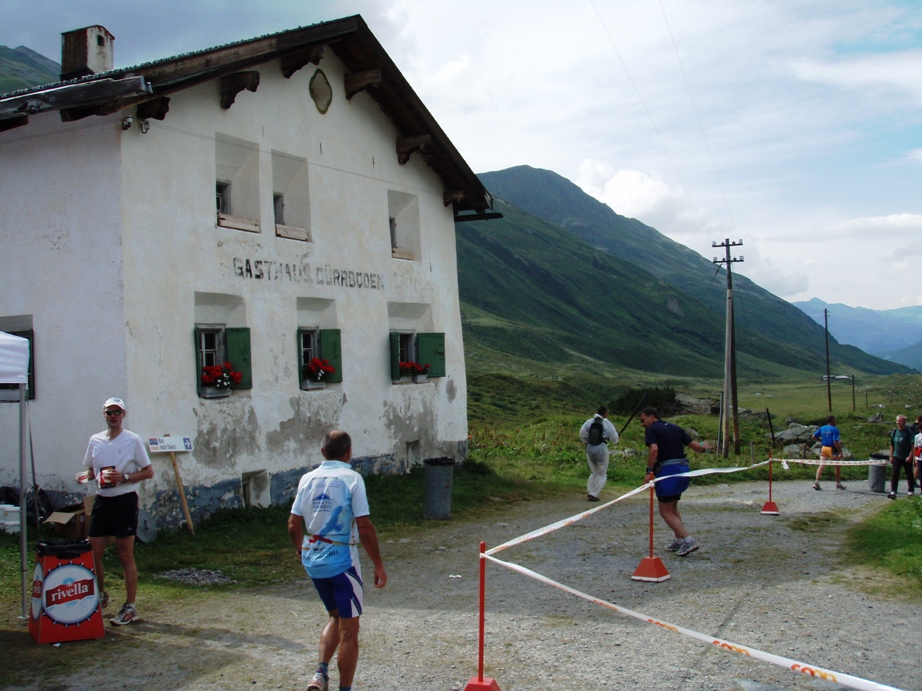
[76,470,91,485]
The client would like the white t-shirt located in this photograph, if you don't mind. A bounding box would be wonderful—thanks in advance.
[82,429,152,497]
[290,460,370,579]
[579,415,619,446]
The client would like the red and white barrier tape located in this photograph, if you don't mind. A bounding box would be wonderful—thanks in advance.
[778,458,888,468]
[482,553,904,691]
[486,460,772,556]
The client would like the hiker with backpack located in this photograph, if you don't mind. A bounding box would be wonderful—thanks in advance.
[579,406,619,502]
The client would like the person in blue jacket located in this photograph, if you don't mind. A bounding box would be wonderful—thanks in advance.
[812,415,844,491]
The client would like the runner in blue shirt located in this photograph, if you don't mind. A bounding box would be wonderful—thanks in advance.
[812,415,844,491]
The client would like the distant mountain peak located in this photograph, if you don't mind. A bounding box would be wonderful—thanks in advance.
[0,44,61,94]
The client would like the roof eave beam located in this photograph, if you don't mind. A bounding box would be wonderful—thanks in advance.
[345,69,382,100]
[220,71,260,109]
[0,115,28,132]
[281,46,324,78]
[396,134,431,164]
[454,211,504,223]
[0,76,151,121]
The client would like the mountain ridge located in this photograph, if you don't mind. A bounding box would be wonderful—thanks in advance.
[794,297,922,369]
[0,45,59,95]
[465,166,907,379]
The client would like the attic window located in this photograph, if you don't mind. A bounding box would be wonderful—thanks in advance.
[273,194,284,225]
[272,150,311,242]
[388,190,420,260]
[215,134,260,233]
[216,182,230,214]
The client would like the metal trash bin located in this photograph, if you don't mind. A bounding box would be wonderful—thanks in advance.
[868,454,888,493]
[423,457,455,520]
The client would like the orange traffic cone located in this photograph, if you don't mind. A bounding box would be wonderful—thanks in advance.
[631,555,671,582]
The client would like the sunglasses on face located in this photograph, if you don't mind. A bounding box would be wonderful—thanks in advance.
[105,410,123,417]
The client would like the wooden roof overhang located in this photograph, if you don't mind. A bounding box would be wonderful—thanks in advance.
[0,15,495,218]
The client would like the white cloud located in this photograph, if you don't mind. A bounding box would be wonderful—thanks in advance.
[790,50,922,106]
[732,241,811,299]
[4,0,922,310]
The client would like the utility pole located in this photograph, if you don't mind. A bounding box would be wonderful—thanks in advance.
[713,238,743,456]
[824,309,832,412]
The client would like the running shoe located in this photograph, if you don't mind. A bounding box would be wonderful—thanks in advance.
[677,538,699,557]
[665,537,684,552]
[835,483,846,490]
[887,491,897,500]
[110,603,139,626]
[99,591,110,609]
[587,494,600,502]
[812,482,821,491]
[307,671,329,691]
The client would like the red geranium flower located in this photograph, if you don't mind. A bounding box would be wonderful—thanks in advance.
[304,357,336,382]
[201,361,243,390]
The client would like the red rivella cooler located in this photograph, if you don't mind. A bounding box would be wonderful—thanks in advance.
[29,539,105,644]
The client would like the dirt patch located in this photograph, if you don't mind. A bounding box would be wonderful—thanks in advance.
[6,481,919,690]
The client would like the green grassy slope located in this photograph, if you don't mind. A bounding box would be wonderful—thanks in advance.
[456,200,881,383]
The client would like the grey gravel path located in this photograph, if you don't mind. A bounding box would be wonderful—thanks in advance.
[17,480,919,691]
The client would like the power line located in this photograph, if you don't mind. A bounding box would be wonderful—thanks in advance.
[588,0,708,233]
[656,0,737,232]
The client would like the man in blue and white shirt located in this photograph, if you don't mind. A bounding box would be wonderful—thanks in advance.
[289,430,387,691]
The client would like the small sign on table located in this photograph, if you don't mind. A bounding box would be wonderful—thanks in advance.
[148,436,193,453]
[147,435,195,536]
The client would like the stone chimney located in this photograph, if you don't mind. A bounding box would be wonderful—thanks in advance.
[60,26,115,81]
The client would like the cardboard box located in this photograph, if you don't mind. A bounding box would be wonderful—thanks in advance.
[44,496,94,538]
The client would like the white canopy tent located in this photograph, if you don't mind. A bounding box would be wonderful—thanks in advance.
[0,330,28,384]
[0,330,31,617]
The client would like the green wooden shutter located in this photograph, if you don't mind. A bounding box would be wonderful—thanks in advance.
[389,331,400,381]
[296,328,310,384]
[194,327,203,395]
[416,332,445,378]
[319,329,342,383]
[226,327,252,389]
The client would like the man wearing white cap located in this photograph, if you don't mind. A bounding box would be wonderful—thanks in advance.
[78,397,154,625]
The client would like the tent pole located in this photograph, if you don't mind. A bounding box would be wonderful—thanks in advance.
[19,384,28,619]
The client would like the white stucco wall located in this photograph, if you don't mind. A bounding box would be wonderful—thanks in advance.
[0,111,128,490]
[0,45,469,521]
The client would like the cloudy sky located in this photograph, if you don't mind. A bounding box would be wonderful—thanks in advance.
[4,0,922,310]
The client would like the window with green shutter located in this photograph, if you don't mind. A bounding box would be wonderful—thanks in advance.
[389,331,401,381]
[416,332,445,378]
[195,325,252,396]
[226,327,252,389]
[298,328,342,387]
[319,329,342,383]
[389,331,445,381]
